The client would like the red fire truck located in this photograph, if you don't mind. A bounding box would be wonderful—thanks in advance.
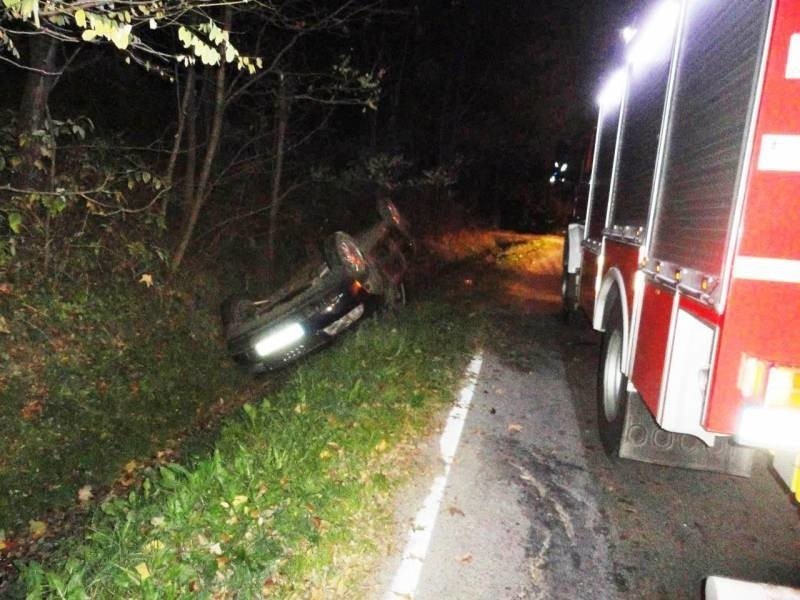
[563,0,800,500]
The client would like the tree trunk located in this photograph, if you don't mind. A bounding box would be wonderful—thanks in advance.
[171,11,230,273]
[162,66,196,218]
[181,77,198,218]
[15,37,59,189]
[266,78,291,268]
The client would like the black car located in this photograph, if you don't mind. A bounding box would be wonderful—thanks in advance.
[221,199,412,372]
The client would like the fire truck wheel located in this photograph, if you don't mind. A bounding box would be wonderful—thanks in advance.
[597,298,628,456]
[561,271,578,324]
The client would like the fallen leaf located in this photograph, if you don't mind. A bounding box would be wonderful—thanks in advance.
[508,423,523,433]
[232,495,248,507]
[20,400,43,421]
[77,485,93,504]
[457,553,473,564]
[150,516,166,527]
[135,562,151,581]
[138,273,154,288]
[374,439,388,453]
[0,316,9,334]
[208,542,223,556]
[447,505,465,517]
[124,460,139,473]
[0,283,13,295]
[29,520,47,539]
[143,540,165,552]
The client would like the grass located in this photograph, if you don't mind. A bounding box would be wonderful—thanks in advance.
[0,275,251,554]
[9,297,476,598]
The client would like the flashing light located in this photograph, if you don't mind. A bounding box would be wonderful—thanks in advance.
[621,26,637,45]
[596,68,627,109]
[253,322,305,357]
[560,163,568,173]
[626,1,680,68]
[549,175,556,184]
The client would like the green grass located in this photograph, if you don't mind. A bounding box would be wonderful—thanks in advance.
[14,299,476,598]
[0,279,249,535]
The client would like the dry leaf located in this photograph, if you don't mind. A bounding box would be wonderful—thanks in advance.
[447,505,465,517]
[0,316,9,335]
[374,439,388,452]
[208,542,223,556]
[138,273,154,288]
[29,520,47,539]
[135,562,151,581]
[232,495,248,507]
[507,423,523,433]
[457,553,473,564]
[0,282,13,296]
[20,400,43,421]
[143,540,165,552]
[77,485,93,504]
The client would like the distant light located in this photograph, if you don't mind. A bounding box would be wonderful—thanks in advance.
[549,175,556,184]
[554,161,560,168]
[253,322,305,357]
[621,26,637,45]
[596,68,627,109]
[560,163,568,173]
[627,1,680,68]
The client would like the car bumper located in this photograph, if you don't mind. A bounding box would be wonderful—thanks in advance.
[225,282,365,370]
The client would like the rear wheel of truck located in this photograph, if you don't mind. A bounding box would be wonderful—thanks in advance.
[597,294,628,456]
[560,232,579,324]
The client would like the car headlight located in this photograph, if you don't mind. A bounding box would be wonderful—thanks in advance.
[253,322,305,357]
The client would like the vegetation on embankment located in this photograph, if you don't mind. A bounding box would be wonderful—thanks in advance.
[7,297,475,598]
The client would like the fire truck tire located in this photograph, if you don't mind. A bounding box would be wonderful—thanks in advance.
[597,296,628,456]
[561,271,578,324]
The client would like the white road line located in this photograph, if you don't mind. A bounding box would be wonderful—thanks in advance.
[385,352,484,600]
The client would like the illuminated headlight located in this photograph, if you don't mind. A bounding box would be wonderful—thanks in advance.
[737,407,800,451]
[253,322,305,357]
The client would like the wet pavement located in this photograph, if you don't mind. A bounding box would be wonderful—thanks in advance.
[373,233,800,600]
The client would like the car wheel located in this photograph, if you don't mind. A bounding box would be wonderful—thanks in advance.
[597,294,628,456]
[377,198,411,237]
[324,232,369,280]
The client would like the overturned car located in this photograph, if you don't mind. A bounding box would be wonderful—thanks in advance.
[221,199,412,372]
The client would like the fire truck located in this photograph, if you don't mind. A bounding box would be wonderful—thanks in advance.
[562,0,800,501]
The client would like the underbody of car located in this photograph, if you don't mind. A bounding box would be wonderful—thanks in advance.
[221,199,411,372]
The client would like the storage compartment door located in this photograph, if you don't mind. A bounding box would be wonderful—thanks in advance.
[660,309,717,445]
[631,280,675,416]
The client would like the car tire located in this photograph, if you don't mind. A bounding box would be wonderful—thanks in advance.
[597,294,628,456]
[324,232,369,280]
[377,198,411,237]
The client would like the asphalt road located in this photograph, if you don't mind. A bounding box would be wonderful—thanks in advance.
[372,233,800,600]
